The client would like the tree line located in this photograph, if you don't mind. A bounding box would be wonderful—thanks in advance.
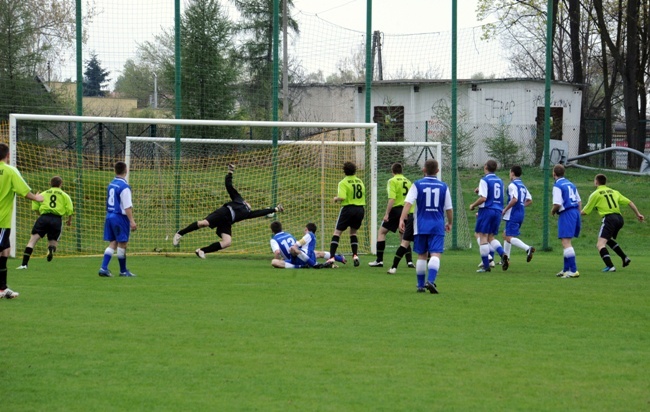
[1,0,648,165]
[478,0,650,168]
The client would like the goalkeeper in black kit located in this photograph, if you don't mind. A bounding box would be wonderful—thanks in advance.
[173,164,284,258]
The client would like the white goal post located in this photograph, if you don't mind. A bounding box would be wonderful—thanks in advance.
[8,113,450,257]
[125,136,442,255]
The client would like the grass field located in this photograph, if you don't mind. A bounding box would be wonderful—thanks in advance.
[4,250,649,411]
[3,166,650,410]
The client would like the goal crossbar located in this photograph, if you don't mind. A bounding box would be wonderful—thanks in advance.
[7,113,448,257]
[126,136,442,254]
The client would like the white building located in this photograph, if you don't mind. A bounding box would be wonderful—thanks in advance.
[288,79,583,167]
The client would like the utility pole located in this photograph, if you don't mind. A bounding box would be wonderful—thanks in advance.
[372,31,383,81]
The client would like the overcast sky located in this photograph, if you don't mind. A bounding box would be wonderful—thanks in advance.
[296,0,485,33]
[60,0,491,84]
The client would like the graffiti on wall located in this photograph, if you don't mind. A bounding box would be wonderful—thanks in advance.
[484,98,516,124]
[532,93,572,113]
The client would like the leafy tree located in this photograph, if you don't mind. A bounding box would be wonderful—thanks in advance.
[594,0,648,168]
[478,0,649,169]
[326,44,366,84]
[114,59,157,108]
[0,0,67,118]
[233,0,299,122]
[124,0,241,126]
[485,121,525,168]
[181,0,239,125]
[82,54,110,97]
[132,29,176,110]
[429,99,475,168]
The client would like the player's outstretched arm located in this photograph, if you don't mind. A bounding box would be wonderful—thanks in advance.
[628,201,644,222]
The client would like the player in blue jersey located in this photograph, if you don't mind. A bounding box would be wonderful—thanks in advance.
[501,165,535,265]
[469,159,508,272]
[551,164,581,278]
[399,159,452,294]
[174,164,283,258]
[98,162,137,277]
[270,221,308,268]
[270,221,345,269]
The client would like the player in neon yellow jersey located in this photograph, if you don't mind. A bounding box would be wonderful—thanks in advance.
[17,176,74,269]
[581,173,644,272]
[326,161,366,267]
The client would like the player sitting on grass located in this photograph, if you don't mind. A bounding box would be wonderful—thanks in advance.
[270,222,346,269]
[291,222,346,268]
[173,164,283,258]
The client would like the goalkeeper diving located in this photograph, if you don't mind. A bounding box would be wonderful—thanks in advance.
[173,164,284,258]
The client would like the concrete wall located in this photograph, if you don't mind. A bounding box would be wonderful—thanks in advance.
[289,80,583,168]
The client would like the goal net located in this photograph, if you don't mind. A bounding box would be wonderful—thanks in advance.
[8,114,472,258]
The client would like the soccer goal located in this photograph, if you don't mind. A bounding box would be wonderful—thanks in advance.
[8,114,471,258]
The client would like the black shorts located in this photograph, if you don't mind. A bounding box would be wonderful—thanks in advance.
[31,214,63,241]
[0,228,11,252]
[598,213,624,240]
[335,205,365,231]
[402,214,414,242]
[381,206,404,233]
[205,207,233,237]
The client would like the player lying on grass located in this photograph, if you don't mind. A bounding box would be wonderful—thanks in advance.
[270,221,346,269]
[173,164,283,259]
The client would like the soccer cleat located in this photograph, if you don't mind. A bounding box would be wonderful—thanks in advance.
[275,204,284,213]
[407,262,415,268]
[561,271,580,278]
[227,163,235,173]
[527,247,536,262]
[476,267,491,273]
[416,287,426,293]
[16,265,28,270]
[172,232,182,246]
[119,270,137,277]
[98,268,113,277]
[555,270,566,277]
[195,249,206,259]
[387,268,397,274]
[353,255,360,267]
[425,281,439,294]
[335,254,347,264]
[501,255,509,271]
[368,261,383,267]
[601,266,616,272]
[47,248,54,262]
[623,257,631,267]
[0,288,19,299]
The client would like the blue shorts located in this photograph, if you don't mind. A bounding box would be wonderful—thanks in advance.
[286,255,307,268]
[413,233,445,255]
[475,208,502,235]
[557,208,581,239]
[504,219,522,237]
[103,213,131,243]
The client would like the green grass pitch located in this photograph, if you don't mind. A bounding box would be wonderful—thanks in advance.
[4,250,649,411]
[4,166,650,410]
